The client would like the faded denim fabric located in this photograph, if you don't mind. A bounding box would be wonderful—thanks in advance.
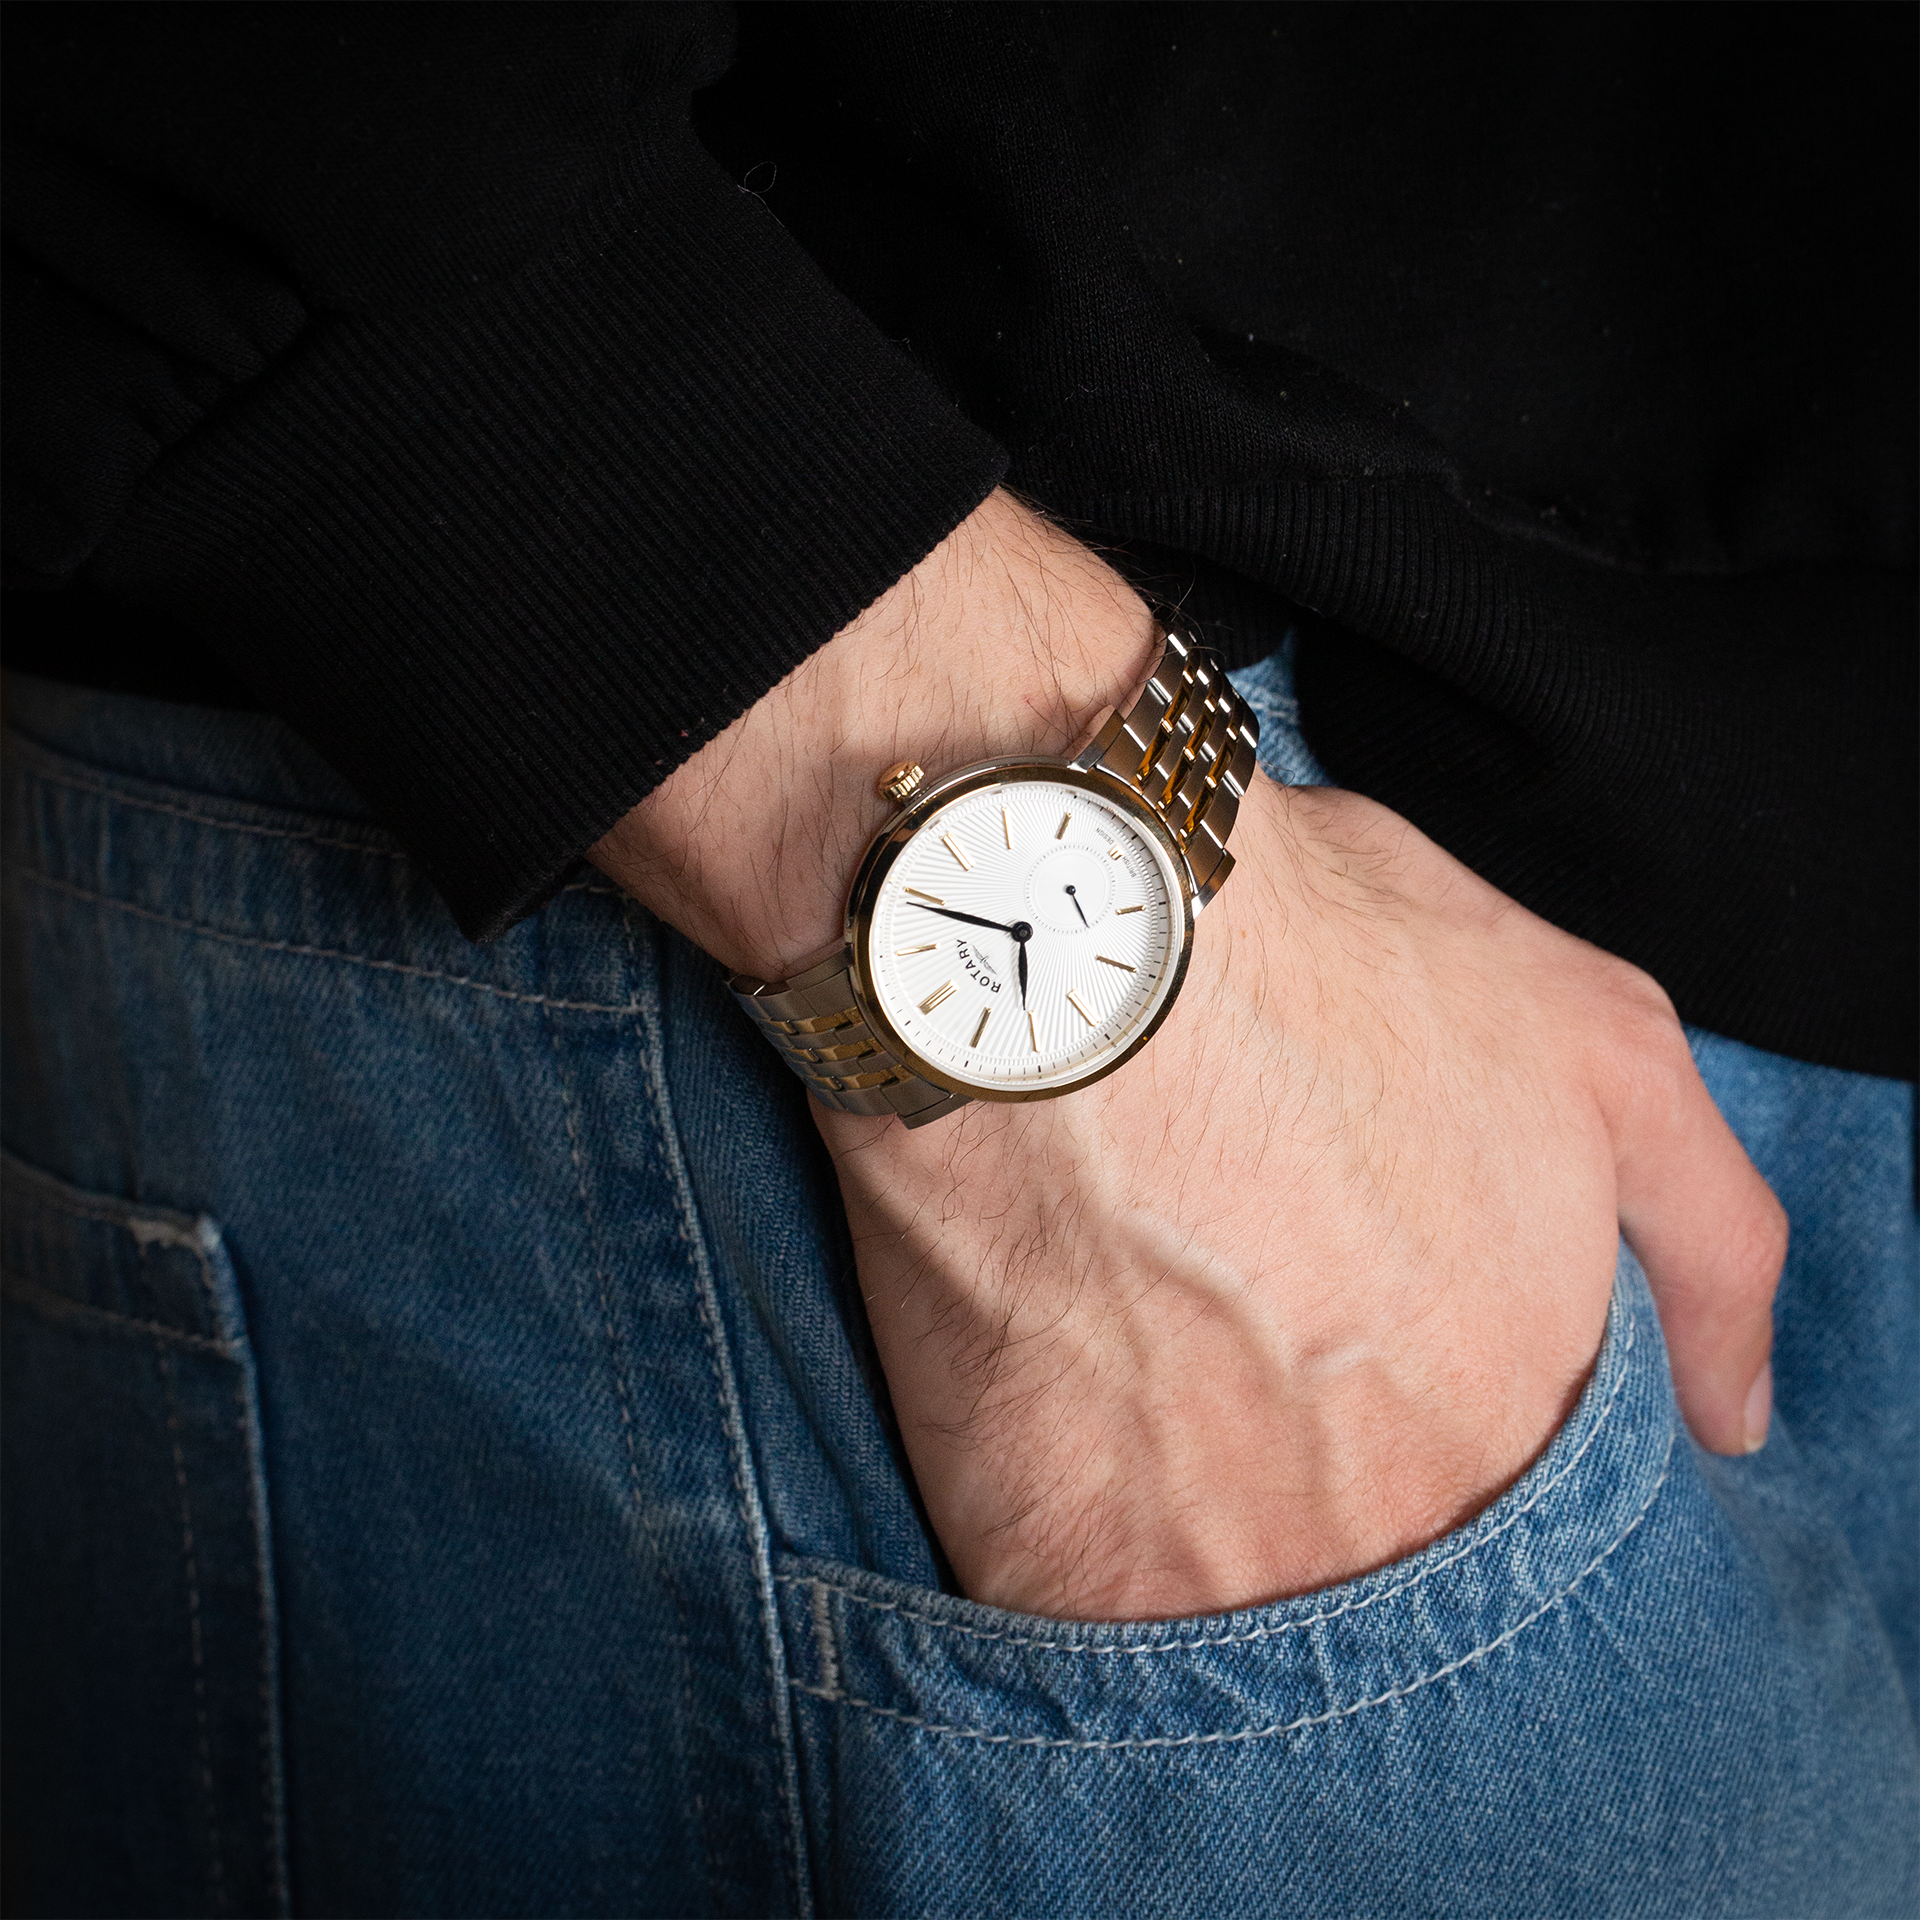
[3,649,1915,1920]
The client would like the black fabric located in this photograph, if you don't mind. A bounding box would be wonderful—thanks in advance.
[4,3,1913,1074]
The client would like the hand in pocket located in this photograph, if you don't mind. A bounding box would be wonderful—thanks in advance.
[819,774,1786,1620]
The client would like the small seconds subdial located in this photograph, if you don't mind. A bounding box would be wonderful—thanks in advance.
[862,777,1183,1094]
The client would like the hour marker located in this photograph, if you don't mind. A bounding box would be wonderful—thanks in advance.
[919,980,957,1015]
[1002,807,1013,849]
[942,832,973,871]
[1067,991,1096,1027]
[1096,955,1137,972]
[969,1006,991,1048]
[906,888,945,905]
[1107,846,1124,861]
[1056,812,1072,839]
[894,943,937,957]
[1028,1011,1040,1053]
[1115,904,1145,914]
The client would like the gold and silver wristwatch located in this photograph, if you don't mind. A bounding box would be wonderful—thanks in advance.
[727,616,1260,1128]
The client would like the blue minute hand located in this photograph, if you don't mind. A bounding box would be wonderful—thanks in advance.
[907,903,1019,935]
[907,902,1034,1005]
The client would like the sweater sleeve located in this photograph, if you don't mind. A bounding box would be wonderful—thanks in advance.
[3,2,1007,939]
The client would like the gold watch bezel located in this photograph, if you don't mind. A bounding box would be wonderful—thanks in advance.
[843,757,1197,1104]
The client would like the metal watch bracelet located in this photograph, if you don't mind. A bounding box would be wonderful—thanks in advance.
[726,617,1260,1127]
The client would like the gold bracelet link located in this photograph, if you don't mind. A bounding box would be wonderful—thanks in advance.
[1077,616,1260,907]
[727,957,975,1125]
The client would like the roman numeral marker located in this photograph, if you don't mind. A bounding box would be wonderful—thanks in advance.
[919,980,957,1015]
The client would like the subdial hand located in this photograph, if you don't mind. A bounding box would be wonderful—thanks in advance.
[1064,883,1090,929]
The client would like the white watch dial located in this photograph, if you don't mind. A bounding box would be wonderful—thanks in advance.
[862,777,1185,1094]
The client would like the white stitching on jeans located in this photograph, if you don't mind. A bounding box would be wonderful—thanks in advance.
[231,1368,292,1919]
[776,1304,1641,1656]
[12,755,405,858]
[1,1157,209,1243]
[155,1341,232,1910]
[13,753,633,902]
[813,1580,842,1701]
[793,1436,1675,1751]
[13,867,637,1013]
[622,902,815,1920]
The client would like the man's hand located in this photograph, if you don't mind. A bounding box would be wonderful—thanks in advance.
[817,773,1784,1618]
[592,490,1786,1622]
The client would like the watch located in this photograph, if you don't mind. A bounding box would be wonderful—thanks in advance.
[726,616,1260,1128]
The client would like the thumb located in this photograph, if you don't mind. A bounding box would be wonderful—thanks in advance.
[1602,1010,1787,1455]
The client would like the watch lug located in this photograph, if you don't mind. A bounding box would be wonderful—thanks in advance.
[1193,849,1234,913]
[1070,706,1130,773]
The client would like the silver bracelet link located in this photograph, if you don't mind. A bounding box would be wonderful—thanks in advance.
[1074,624,1260,908]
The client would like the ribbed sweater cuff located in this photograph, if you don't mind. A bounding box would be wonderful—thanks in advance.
[90,123,1008,939]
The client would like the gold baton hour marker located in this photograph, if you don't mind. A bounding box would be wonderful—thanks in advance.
[905,888,945,905]
[1096,955,1137,972]
[919,980,957,1015]
[1067,991,1096,1027]
[969,1006,991,1048]
[942,832,973,871]
[894,943,937,957]
[1115,903,1144,914]
[1028,1010,1040,1053]
[1056,811,1073,839]
[1107,846,1124,861]
[1002,807,1013,849]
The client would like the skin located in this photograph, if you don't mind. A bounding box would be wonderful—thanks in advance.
[593,489,1785,1621]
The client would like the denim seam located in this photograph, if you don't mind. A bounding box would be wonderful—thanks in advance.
[794,1431,1676,1751]
[777,1299,1639,1656]
[623,906,814,1920]
[155,1341,232,1913]
[231,1360,293,1919]
[13,867,636,1012]
[0,1270,237,1354]
[538,978,715,1897]
[1,1157,215,1251]
[10,756,404,858]
[812,1581,842,1700]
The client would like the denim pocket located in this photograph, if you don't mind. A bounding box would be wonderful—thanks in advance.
[775,1256,1681,1917]
[2,1152,290,1920]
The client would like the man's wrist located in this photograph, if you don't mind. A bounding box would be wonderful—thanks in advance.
[589,490,1159,978]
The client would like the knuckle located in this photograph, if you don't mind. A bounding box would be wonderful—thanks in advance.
[1717,1193,1790,1308]
[1601,962,1682,1045]
[1586,961,1691,1091]
[1743,1192,1791,1285]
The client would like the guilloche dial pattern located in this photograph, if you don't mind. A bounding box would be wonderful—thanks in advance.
[865,779,1182,1092]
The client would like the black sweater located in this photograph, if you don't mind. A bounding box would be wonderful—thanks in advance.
[6,3,1914,1077]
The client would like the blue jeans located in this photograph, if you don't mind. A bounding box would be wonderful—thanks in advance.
[3,650,1915,1919]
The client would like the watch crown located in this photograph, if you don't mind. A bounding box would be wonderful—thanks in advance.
[876,760,925,804]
